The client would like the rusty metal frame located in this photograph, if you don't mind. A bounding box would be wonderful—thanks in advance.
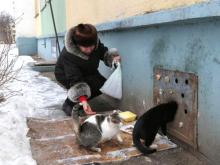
[153,67,198,149]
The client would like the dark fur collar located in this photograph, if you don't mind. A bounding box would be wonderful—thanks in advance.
[65,26,99,60]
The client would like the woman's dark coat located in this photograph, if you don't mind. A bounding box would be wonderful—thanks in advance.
[55,27,116,102]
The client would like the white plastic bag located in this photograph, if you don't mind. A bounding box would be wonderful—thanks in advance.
[100,62,122,99]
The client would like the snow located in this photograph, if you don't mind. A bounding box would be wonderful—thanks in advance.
[0,48,66,165]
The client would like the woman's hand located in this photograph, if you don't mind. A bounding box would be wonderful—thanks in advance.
[81,101,96,115]
[79,96,96,115]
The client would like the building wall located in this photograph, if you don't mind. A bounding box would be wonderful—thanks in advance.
[37,36,64,60]
[66,0,206,28]
[40,0,66,36]
[37,0,206,58]
[96,2,220,164]
[65,0,74,30]
[34,0,41,36]
[16,37,37,55]
[35,1,220,164]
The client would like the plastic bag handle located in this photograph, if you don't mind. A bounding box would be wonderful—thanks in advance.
[111,61,120,70]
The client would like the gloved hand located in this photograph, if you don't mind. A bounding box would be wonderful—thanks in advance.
[112,55,121,63]
[79,96,96,115]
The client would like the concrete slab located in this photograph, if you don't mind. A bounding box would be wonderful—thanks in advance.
[37,71,212,165]
[27,117,179,165]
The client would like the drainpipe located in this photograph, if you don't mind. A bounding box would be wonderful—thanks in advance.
[48,0,61,57]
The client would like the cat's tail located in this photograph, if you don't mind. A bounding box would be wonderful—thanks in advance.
[132,131,156,155]
[71,105,81,135]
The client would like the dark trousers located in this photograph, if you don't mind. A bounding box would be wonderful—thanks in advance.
[62,74,106,116]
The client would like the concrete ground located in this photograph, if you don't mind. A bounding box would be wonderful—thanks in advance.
[83,95,211,165]
[84,95,211,165]
[38,70,212,165]
[31,54,213,164]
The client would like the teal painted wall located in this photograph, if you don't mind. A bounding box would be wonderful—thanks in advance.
[99,19,220,165]
[96,1,220,164]
[40,0,66,36]
[38,35,64,60]
[16,37,37,55]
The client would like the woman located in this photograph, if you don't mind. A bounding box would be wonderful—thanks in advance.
[55,23,120,116]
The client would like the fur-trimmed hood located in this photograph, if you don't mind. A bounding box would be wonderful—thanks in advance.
[65,26,99,60]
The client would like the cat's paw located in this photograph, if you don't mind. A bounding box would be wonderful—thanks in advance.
[90,147,101,152]
[142,148,157,156]
[150,144,158,149]
[116,134,123,143]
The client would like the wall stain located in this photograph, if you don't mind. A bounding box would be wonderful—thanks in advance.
[213,57,220,65]
[150,38,168,67]
[184,38,209,72]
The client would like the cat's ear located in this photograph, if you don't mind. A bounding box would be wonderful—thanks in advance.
[112,109,120,114]
[111,110,120,118]
[110,110,121,123]
[111,110,119,117]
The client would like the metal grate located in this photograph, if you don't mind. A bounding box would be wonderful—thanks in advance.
[153,67,198,149]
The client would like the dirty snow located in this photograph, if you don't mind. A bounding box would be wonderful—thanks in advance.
[0,47,66,165]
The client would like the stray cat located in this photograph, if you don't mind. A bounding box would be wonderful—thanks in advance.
[72,109,123,152]
[132,101,178,155]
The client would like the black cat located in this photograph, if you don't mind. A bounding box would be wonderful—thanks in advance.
[132,101,178,155]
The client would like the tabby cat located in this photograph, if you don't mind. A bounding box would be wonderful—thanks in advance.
[72,109,123,152]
